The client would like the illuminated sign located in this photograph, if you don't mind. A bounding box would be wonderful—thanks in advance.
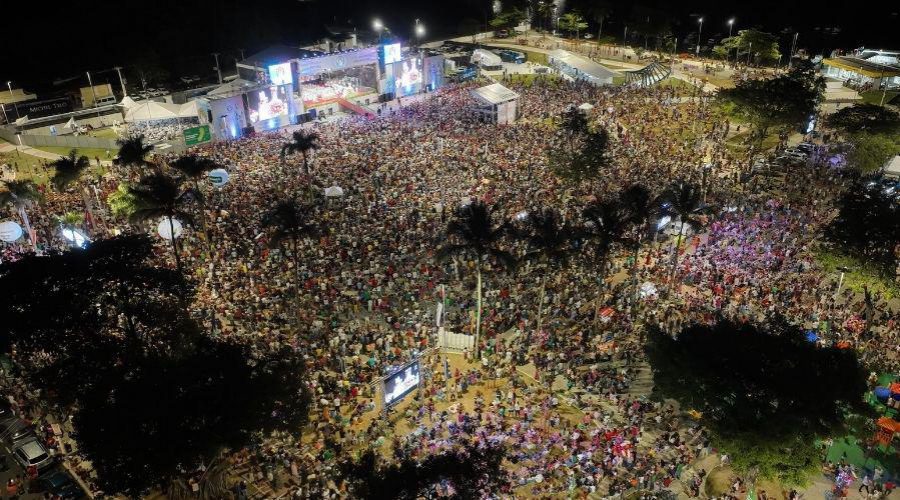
[268,62,293,85]
[383,43,402,64]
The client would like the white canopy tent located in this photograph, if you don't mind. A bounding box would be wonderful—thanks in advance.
[119,96,138,108]
[124,101,181,122]
[64,116,77,130]
[578,102,595,111]
[548,49,616,85]
[470,83,520,125]
[471,49,502,68]
[884,155,900,179]
[324,186,345,197]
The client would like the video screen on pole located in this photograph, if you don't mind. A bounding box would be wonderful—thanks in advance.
[383,361,420,406]
[383,43,402,64]
[268,62,293,85]
[247,85,291,130]
[387,57,423,98]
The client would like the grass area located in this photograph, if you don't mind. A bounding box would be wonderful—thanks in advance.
[860,90,898,105]
[506,73,561,86]
[0,151,53,184]
[87,128,120,140]
[34,146,116,160]
[612,75,626,86]
[725,130,780,153]
[520,50,549,66]
[815,248,900,300]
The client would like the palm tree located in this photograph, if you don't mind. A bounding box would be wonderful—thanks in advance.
[50,149,90,192]
[618,184,661,296]
[0,180,42,251]
[114,135,155,174]
[582,199,630,328]
[128,173,196,274]
[281,130,320,175]
[661,181,710,277]
[170,155,220,245]
[261,199,319,319]
[518,208,579,341]
[56,211,85,248]
[437,201,515,358]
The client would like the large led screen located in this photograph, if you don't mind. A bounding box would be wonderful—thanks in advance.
[247,85,291,130]
[383,43,402,65]
[268,62,293,85]
[387,58,423,98]
[383,361,420,406]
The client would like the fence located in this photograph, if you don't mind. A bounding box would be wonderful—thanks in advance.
[19,133,119,151]
[436,328,475,352]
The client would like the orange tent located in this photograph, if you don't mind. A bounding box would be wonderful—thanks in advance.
[875,417,900,445]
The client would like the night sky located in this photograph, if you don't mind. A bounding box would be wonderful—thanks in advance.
[2,0,897,92]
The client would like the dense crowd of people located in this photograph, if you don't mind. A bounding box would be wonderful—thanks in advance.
[2,73,897,498]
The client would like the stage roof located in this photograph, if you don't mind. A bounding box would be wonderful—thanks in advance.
[823,57,900,78]
[549,49,617,81]
[240,45,323,68]
[470,83,519,106]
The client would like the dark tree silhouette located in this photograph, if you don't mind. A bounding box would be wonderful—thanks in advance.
[618,184,661,295]
[114,135,155,173]
[826,180,900,275]
[646,318,867,484]
[582,198,630,328]
[518,207,580,339]
[281,129,320,174]
[341,444,509,499]
[128,173,197,274]
[437,201,515,357]
[261,198,319,319]
[50,149,90,191]
[661,181,710,276]
[170,154,221,244]
[825,103,900,135]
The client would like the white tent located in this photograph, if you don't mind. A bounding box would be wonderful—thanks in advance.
[13,116,28,126]
[884,155,900,179]
[548,49,616,85]
[64,117,77,129]
[178,101,202,121]
[324,186,344,197]
[577,103,595,111]
[124,101,181,122]
[119,96,137,108]
[471,49,502,68]
[207,79,256,97]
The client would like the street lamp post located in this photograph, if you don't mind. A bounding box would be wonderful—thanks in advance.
[728,18,734,38]
[85,72,101,120]
[6,81,18,119]
[415,19,425,49]
[788,32,798,69]
[373,18,384,42]
[696,17,704,58]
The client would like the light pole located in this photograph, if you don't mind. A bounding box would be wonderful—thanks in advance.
[623,26,628,46]
[6,81,18,119]
[747,41,753,65]
[212,53,223,84]
[788,32,798,69]
[728,18,734,38]
[86,72,101,119]
[415,19,425,49]
[114,66,127,97]
[695,17,703,57]
[373,18,384,42]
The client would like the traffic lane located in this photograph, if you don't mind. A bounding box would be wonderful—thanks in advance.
[0,448,44,499]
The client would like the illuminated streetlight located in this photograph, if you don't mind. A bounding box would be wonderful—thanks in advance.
[373,19,383,31]
[696,17,704,57]
[415,21,425,38]
[728,18,735,38]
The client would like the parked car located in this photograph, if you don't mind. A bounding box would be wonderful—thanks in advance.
[0,417,29,440]
[11,437,54,471]
[0,419,34,447]
[38,470,85,499]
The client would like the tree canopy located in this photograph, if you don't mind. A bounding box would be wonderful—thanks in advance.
[646,318,867,484]
[825,180,900,274]
[558,11,588,38]
[825,103,900,135]
[717,61,824,140]
[713,29,781,65]
[0,235,309,496]
[489,8,527,29]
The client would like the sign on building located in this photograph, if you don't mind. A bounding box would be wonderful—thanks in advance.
[183,124,211,146]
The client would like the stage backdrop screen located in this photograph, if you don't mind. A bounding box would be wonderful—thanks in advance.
[246,84,292,131]
[268,62,293,85]
[383,361,420,406]
[387,57,423,98]
[383,43,402,65]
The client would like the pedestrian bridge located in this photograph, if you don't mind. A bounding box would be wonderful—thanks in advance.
[624,61,672,87]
